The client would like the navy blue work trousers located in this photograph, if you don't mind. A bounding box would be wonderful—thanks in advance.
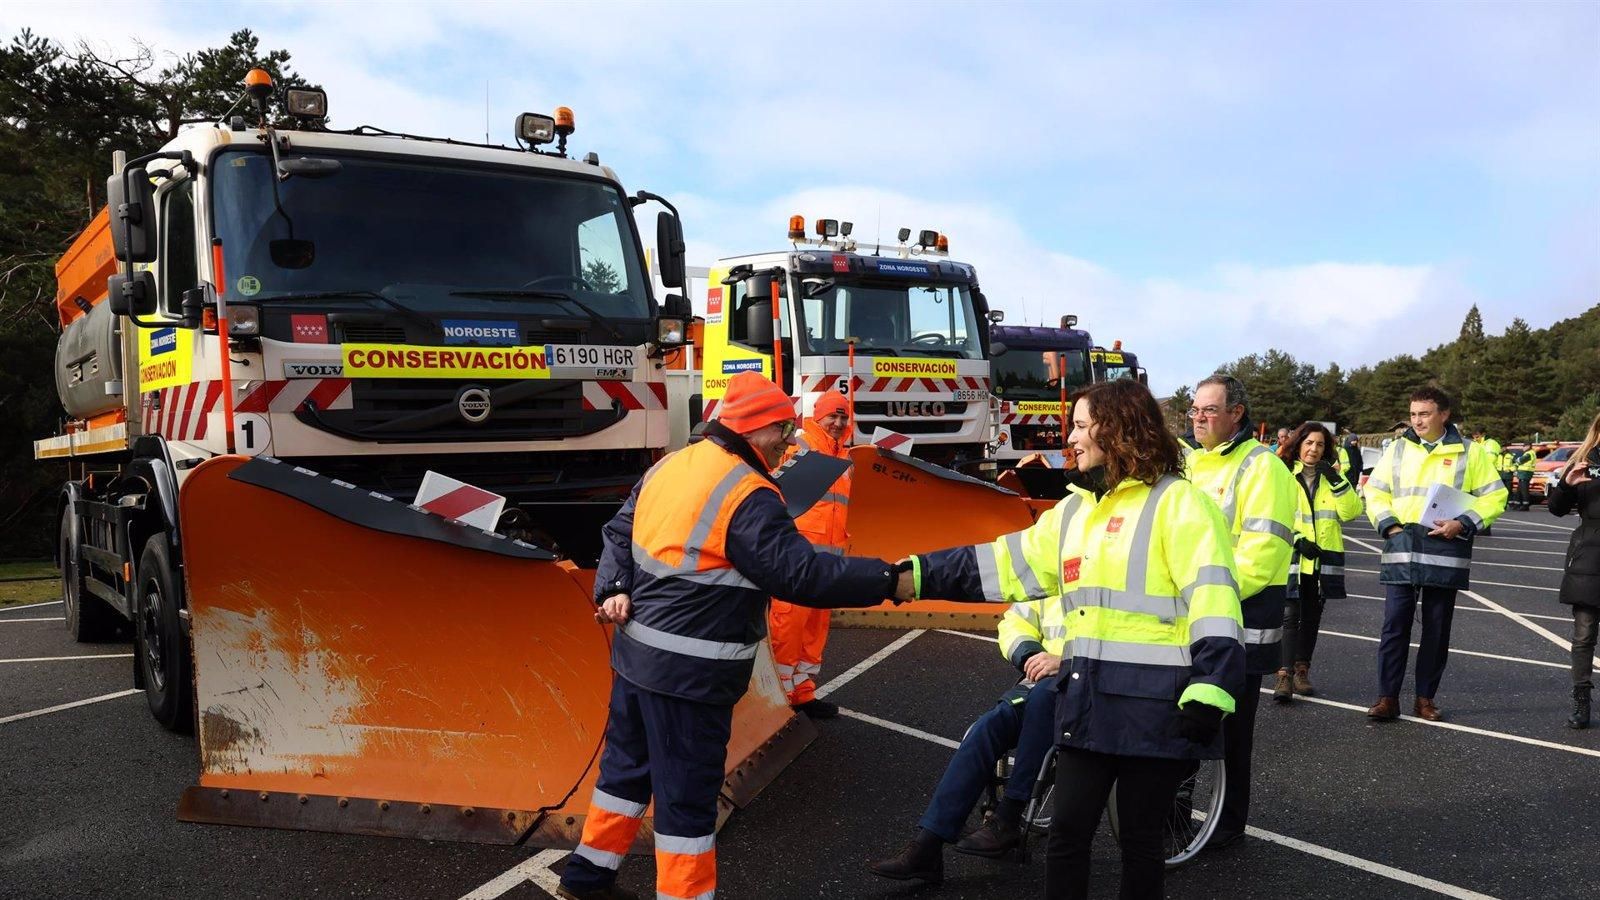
[918,675,1059,842]
[561,675,733,893]
[1378,584,1458,700]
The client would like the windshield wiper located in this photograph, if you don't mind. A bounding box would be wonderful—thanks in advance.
[265,289,434,330]
[449,289,626,343]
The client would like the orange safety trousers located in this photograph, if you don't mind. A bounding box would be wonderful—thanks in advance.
[769,418,851,706]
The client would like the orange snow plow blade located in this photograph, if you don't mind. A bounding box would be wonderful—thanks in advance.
[176,455,814,846]
[836,446,1040,631]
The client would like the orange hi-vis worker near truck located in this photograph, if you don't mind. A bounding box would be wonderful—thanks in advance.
[770,391,854,715]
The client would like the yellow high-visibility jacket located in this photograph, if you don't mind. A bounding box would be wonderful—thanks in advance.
[1287,461,1364,598]
[912,474,1244,760]
[1185,432,1298,675]
[1363,425,1507,589]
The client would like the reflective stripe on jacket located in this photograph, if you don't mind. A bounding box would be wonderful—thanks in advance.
[997,593,1070,671]
[1287,461,1364,599]
[1185,432,1297,675]
[596,431,895,705]
[780,421,851,554]
[917,474,1245,760]
[1362,424,1507,589]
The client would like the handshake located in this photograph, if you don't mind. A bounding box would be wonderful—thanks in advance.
[891,558,919,603]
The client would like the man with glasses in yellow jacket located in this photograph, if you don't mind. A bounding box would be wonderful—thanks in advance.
[1183,374,1298,851]
[1363,387,1507,722]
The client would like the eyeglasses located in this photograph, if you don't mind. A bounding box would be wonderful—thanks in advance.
[779,419,797,439]
[1186,406,1226,419]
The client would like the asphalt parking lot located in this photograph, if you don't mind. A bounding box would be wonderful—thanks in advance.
[2,507,1592,900]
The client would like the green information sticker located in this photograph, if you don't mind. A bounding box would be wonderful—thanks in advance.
[236,275,261,296]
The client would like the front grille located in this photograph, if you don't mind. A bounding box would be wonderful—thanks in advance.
[854,400,969,435]
[1008,424,1066,450]
[296,378,624,443]
[337,323,408,343]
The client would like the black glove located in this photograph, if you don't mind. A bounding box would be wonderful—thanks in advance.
[1317,460,1342,483]
[885,559,916,605]
[1294,537,1321,560]
[1176,702,1223,745]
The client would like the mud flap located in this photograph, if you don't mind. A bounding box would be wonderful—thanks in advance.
[176,456,814,847]
[837,446,1040,631]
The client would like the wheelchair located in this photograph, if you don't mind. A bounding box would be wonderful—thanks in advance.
[973,730,1226,867]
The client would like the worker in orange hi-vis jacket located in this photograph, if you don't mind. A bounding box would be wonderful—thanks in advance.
[770,390,854,718]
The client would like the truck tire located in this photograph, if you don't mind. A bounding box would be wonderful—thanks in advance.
[136,535,194,733]
[60,507,116,642]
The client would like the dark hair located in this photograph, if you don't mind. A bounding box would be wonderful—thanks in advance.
[1409,385,1453,412]
[1076,380,1184,486]
[1278,421,1336,466]
[1195,373,1251,428]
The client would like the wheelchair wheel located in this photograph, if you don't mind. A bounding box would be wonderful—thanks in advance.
[1106,758,1226,868]
[1020,747,1056,834]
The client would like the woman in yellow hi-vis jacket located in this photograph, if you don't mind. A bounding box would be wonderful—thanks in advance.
[900,379,1245,900]
[1273,422,1364,700]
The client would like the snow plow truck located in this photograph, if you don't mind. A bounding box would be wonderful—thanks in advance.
[28,69,840,849]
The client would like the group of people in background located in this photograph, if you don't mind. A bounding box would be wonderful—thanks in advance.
[559,361,1581,900]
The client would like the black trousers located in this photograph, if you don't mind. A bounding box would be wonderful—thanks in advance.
[1045,747,1192,900]
[1216,673,1262,837]
[1574,604,1599,689]
[1281,575,1325,668]
[1515,472,1532,507]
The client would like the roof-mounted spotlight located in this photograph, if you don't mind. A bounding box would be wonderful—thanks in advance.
[285,88,327,120]
[517,112,556,145]
[815,218,839,238]
[896,227,911,243]
[917,229,939,248]
[840,221,853,237]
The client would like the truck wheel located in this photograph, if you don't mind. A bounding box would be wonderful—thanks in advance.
[60,507,116,642]
[136,535,194,733]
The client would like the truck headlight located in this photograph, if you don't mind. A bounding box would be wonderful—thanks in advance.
[228,303,260,335]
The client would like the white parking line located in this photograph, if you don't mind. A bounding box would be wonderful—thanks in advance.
[458,848,566,900]
[0,689,141,725]
[843,701,1506,897]
[0,618,66,624]
[1464,589,1599,670]
[1494,518,1575,533]
[461,629,932,900]
[1317,629,1565,669]
[0,653,133,665]
[1481,535,1568,546]
[1346,593,1569,623]
[1468,545,1565,556]
[1243,825,1498,900]
[815,629,925,699]
[0,600,64,613]
[935,628,998,643]
[1261,689,1600,759]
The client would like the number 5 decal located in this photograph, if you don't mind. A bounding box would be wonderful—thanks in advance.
[232,412,270,457]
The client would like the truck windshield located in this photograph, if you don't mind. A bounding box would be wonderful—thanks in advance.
[797,278,982,359]
[209,148,650,318]
[992,348,1091,400]
[1092,352,1138,382]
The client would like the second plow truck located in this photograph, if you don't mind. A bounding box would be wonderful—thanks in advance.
[695,220,1041,630]
[34,70,822,848]
[989,316,1094,470]
[699,218,997,473]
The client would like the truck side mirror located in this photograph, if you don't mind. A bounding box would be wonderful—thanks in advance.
[656,211,686,289]
[742,271,775,347]
[107,270,159,319]
[180,286,208,329]
[106,169,158,263]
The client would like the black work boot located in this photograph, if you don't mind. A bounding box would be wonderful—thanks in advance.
[954,817,1023,858]
[1568,686,1591,730]
[869,830,944,883]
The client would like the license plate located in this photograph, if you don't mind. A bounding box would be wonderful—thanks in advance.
[953,389,988,402]
[544,344,636,369]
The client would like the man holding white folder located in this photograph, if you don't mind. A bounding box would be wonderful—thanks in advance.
[1362,387,1508,721]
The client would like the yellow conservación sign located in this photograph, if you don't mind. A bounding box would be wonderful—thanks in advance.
[136,325,193,392]
[342,344,553,379]
[869,357,960,378]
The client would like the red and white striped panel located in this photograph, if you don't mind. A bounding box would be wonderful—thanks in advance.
[581,381,668,411]
[142,381,226,442]
[234,378,353,415]
[1000,413,1061,425]
[798,373,987,395]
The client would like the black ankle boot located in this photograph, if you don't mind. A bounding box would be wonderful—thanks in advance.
[1568,686,1591,730]
[869,830,944,883]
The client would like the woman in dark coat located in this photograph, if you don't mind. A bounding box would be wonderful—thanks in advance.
[1548,412,1600,730]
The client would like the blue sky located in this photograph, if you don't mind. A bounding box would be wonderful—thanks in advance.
[9,0,1597,394]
